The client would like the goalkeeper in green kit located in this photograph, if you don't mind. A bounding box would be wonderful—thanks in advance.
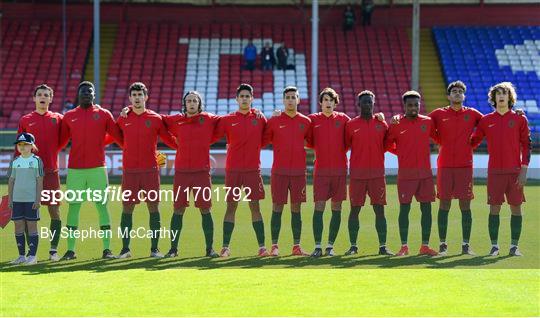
[58,81,123,260]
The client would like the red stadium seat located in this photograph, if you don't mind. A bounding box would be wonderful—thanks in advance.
[1,19,417,128]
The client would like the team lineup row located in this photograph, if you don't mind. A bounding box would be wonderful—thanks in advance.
[7,79,530,265]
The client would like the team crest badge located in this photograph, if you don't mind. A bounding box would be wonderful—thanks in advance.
[299,123,305,130]
[508,120,515,128]
[51,118,57,124]
[145,120,151,128]
[199,116,205,124]
[420,124,427,132]
[335,121,341,127]
[252,119,258,126]
[375,124,382,131]
[464,114,470,121]
[29,161,34,167]
[93,113,100,120]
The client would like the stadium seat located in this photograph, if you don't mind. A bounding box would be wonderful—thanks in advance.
[97,23,414,119]
[1,19,91,121]
[434,26,540,133]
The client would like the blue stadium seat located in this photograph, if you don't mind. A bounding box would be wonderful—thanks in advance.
[433,26,540,131]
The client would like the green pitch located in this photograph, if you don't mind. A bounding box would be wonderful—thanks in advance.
[1,184,539,316]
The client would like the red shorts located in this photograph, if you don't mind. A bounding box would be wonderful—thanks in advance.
[122,170,161,206]
[225,171,265,202]
[271,174,306,204]
[349,177,386,206]
[173,171,212,209]
[313,175,346,202]
[41,170,61,206]
[487,173,525,206]
[437,167,474,200]
[397,177,436,204]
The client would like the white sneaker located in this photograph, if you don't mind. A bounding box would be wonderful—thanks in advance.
[270,244,279,257]
[10,255,26,264]
[25,255,37,265]
[49,251,60,262]
[150,250,164,258]
[220,247,231,257]
[489,245,500,256]
[118,249,132,259]
[325,247,335,256]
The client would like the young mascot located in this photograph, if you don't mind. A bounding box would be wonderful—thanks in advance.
[8,133,44,265]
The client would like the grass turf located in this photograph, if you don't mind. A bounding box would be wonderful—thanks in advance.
[1,184,539,316]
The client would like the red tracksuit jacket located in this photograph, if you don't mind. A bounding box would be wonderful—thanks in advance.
[307,111,350,176]
[263,112,311,176]
[214,109,267,172]
[386,114,438,180]
[429,106,483,168]
[59,105,123,169]
[164,112,220,173]
[471,110,531,174]
[18,110,63,172]
[117,107,177,172]
[345,115,390,179]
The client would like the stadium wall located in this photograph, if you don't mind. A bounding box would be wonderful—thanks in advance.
[0,150,538,179]
[100,0,540,4]
[2,3,539,26]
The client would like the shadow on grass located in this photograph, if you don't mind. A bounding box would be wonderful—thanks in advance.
[1,252,534,275]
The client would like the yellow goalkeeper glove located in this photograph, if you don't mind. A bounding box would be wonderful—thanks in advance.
[156,151,167,168]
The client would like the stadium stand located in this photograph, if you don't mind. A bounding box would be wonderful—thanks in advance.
[0,20,91,128]
[102,23,411,119]
[433,26,540,133]
[0,4,538,136]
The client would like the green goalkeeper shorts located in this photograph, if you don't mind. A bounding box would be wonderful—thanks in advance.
[66,167,110,203]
